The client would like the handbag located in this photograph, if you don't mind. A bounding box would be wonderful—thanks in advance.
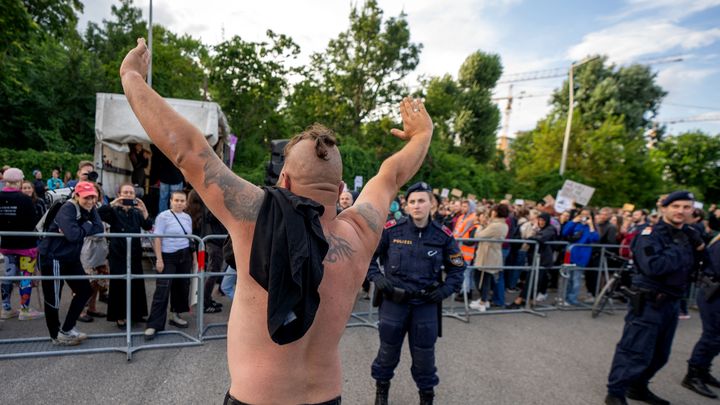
[80,235,109,273]
[170,211,197,252]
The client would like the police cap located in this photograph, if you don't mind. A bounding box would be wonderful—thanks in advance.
[405,182,432,199]
[661,190,695,207]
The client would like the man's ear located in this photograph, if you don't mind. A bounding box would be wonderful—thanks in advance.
[282,173,292,191]
[337,182,344,201]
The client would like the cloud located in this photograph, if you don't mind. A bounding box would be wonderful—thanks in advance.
[567,20,720,63]
[611,0,720,22]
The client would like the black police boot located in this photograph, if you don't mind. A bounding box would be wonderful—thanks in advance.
[418,389,434,405]
[626,385,670,405]
[702,368,720,388]
[375,380,390,405]
[604,394,628,405]
[682,366,718,398]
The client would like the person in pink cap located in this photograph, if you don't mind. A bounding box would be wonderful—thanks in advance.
[38,181,104,345]
[0,168,44,321]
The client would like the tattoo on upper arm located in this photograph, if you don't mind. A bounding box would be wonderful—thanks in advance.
[325,233,356,263]
[199,149,263,222]
[355,202,381,234]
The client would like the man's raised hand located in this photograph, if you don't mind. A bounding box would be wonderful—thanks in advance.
[120,38,150,80]
[390,97,433,141]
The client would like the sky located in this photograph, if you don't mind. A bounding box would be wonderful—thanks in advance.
[78,0,720,138]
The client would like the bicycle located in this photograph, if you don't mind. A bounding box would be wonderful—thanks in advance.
[591,252,633,318]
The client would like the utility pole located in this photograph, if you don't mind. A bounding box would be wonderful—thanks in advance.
[559,56,599,176]
[147,0,153,87]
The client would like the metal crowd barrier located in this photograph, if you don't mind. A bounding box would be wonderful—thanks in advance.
[0,230,204,361]
[447,238,544,321]
[0,230,655,361]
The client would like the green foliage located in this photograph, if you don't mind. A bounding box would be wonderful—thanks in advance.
[0,35,104,153]
[422,74,459,142]
[207,31,300,172]
[550,56,666,134]
[511,114,661,207]
[0,147,92,178]
[655,131,720,201]
[453,51,502,162]
[286,0,421,139]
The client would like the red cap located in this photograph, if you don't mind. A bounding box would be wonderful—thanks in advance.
[74,181,98,198]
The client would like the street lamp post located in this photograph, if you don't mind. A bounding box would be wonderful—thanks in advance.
[147,0,153,87]
[559,56,599,176]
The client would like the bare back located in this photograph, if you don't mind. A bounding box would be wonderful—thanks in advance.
[119,45,432,403]
[226,215,372,403]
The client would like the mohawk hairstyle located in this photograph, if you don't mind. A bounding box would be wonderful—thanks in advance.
[284,123,338,161]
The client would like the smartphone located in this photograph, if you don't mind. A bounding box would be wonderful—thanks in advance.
[122,199,137,206]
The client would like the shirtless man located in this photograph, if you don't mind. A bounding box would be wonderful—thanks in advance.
[120,38,433,404]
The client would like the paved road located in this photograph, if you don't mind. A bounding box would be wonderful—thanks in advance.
[0,291,714,405]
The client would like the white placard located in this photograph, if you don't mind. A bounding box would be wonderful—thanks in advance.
[353,176,363,191]
[694,201,704,209]
[514,199,525,206]
[554,195,574,213]
[559,180,595,206]
[440,188,450,199]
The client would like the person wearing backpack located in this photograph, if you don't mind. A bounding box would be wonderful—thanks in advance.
[38,181,104,345]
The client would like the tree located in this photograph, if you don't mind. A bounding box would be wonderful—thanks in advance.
[549,56,666,135]
[655,131,720,201]
[285,0,421,139]
[510,113,661,206]
[453,51,502,162]
[421,74,459,142]
[207,31,300,172]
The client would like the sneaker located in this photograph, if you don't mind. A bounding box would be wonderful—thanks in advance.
[18,307,44,320]
[679,313,691,320]
[1,308,19,319]
[469,300,486,312]
[55,330,82,346]
[583,296,596,304]
[63,327,87,341]
[144,327,157,341]
[536,293,547,303]
[169,312,188,328]
[210,300,223,309]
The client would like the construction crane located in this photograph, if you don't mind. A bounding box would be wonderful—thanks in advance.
[492,85,549,153]
[493,56,685,153]
[646,113,720,147]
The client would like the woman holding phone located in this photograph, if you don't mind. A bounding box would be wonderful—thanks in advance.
[98,183,153,328]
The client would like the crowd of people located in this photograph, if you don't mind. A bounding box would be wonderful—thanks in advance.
[0,163,230,346]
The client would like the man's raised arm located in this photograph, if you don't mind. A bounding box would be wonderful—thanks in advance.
[119,38,263,232]
[339,97,433,251]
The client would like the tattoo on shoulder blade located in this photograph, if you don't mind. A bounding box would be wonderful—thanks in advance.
[199,149,262,222]
[326,233,356,264]
[355,202,381,234]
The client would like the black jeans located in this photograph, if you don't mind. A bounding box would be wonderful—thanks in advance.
[203,242,225,306]
[147,248,192,330]
[40,256,92,339]
[224,392,341,405]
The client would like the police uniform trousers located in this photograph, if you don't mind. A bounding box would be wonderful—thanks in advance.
[689,287,720,370]
[607,298,680,397]
[371,299,439,390]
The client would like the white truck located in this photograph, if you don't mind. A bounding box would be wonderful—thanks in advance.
[93,92,233,202]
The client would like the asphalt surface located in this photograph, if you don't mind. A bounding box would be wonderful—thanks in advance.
[0,285,715,405]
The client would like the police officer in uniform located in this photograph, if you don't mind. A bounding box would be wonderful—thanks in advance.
[368,182,464,405]
[606,191,703,405]
[682,232,720,398]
